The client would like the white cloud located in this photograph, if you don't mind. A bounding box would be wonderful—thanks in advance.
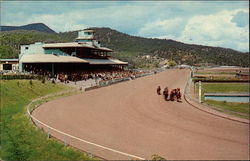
[137,18,184,37]
[28,13,87,32]
[178,9,249,51]
[2,3,152,32]
[1,1,249,51]
[151,9,249,52]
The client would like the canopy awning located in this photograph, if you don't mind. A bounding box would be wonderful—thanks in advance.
[84,58,128,65]
[43,42,113,52]
[20,54,89,63]
[19,54,128,65]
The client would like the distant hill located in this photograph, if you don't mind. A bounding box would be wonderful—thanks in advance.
[89,27,249,67]
[0,26,249,68]
[0,23,56,33]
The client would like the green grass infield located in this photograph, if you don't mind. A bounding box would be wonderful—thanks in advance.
[195,83,249,119]
[0,79,94,160]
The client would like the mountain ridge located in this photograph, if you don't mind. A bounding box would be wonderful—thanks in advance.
[0,25,248,67]
[0,23,56,33]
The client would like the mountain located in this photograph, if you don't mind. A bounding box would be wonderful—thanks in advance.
[88,27,249,67]
[0,23,56,33]
[0,26,249,68]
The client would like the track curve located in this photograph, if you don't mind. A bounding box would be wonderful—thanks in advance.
[33,69,249,160]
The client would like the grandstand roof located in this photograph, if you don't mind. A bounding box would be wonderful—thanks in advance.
[20,54,89,63]
[43,42,113,52]
[19,54,128,65]
[84,58,128,65]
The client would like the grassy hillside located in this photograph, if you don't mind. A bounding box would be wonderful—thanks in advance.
[0,27,249,68]
[0,80,92,160]
[0,30,68,59]
[90,27,249,67]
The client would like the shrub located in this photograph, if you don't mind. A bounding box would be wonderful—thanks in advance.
[168,60,177,67]
[29,79,33,87]
[0,74,44,80]
[151,154,166,161]
[42,77,46,84]
[52,79,56,84]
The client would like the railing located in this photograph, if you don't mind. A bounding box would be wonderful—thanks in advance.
[26,89,145,160]
[97,70,158,88]
[26,68,167,160]
[184,71,249,123]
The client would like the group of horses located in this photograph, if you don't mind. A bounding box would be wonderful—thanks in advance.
[157,86,182,102]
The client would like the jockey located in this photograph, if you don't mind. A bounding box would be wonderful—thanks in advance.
[176,88,182,102]
[170,89,176,101]
[157,86,161,95]
[163,87,169,101]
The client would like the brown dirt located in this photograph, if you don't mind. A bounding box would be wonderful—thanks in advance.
[32,69,249,160]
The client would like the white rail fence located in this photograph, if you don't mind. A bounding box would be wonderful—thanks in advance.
[94,69,162,89]
[26,69,167,160]
[26,87,145,160]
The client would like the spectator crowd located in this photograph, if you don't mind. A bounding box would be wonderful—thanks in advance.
[24,64,149,83]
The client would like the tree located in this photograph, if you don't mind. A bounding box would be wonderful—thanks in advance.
[168,60,177,67]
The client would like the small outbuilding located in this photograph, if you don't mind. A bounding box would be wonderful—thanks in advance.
[0,59,19,71]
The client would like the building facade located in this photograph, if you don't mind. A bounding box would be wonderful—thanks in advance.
[19,29,127,76]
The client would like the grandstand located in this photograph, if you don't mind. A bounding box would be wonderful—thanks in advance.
[19,29,129,81]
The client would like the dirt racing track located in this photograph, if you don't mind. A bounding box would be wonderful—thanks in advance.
[32,69,249,160]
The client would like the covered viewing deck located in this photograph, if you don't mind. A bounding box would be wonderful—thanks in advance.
[20,54,128,77]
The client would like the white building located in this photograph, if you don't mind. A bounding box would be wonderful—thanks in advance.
[19,29,128,76]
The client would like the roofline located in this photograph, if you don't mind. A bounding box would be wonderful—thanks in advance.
[23,62,89,64]
[42,43,113,52]
[76,37,95,40]
[43,46,113,52]
[0,59,19,61]
[83,29,95,32]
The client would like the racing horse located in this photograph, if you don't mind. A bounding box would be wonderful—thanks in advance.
[163,87,169,101]
[169,89,177,101]
[157,86,161,95]
[176,88,182,102]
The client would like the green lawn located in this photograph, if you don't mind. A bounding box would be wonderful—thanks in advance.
[196,83,249,119]
[0,80,93,160]
[205,100,249,119]
[201,83,249,93]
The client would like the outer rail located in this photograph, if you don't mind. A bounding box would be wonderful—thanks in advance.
[27,90,145,160]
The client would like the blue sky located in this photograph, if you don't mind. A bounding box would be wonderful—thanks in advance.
[1,1,249,52]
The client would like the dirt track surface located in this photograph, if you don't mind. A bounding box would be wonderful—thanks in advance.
[33,69,249,160]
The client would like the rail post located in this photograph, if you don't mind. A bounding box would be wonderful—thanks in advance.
[64,135,67,146]
[88,145,93,158]
[199,81,202,103]
[47,128,50,138]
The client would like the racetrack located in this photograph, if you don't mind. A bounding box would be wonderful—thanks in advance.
[32,69,249,160]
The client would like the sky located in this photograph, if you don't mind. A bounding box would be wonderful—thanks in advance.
[1,1,249,52]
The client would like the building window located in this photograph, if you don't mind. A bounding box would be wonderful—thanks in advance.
[25,47,29,50]
[3,64,12,70]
